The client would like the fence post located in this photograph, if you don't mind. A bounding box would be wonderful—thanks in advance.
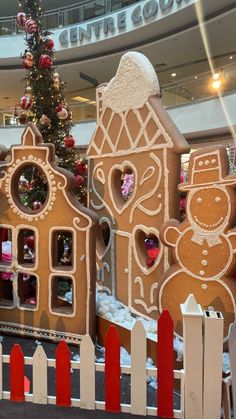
[105,325,120,413]
[33,345,48,404]
[203,310,223,419]
[157,310,174,418]
[80,335,95,410]
[131,320,146,415]
[10,344,25,402]
[229,322,236,419]
[181,294,204,419]
[56,341,71,407]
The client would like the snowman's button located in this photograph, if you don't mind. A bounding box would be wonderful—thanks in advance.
[202,250,208,256]
[198,161,203,166]
[199,270,205,276]
[201,284,207,290]
[201,260,208,266]
[205,160,209,166]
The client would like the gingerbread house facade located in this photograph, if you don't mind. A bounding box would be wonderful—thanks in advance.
[87,52,189,319]
[0,123,97,343]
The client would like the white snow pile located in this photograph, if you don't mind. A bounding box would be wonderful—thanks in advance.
[96,292,157,334]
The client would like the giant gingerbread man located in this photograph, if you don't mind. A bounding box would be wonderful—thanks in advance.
[158,146,236,340]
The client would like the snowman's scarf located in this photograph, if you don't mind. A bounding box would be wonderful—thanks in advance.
[191,231,222,247]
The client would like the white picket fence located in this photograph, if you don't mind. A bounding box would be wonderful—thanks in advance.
[0,294,230,419]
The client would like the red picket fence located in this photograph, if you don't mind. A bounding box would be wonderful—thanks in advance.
[3,311,184,418]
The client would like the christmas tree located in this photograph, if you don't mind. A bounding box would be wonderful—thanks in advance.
[17,0,87,205]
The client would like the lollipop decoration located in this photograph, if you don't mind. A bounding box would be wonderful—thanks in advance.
[16,12,27,27]
[25,18,37,33]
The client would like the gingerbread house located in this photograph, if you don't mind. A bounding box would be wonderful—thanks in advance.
[87,52,189,319]
[0,123,97,343]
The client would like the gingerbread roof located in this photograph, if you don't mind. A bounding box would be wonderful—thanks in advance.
[87,52,189,159]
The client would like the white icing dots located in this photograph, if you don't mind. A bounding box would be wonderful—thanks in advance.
[198,161,203,166]
[158,194,162,198]
[199,270,205,276]
[205,160,209,166]
[28,155,34,160]
[202,250,208,256]
[13,208,17,213]
[215,196,221,202]
[211,159,216,164]
[40,215,44,220]
[201,284,207,290]
[197,197,202,203]
[16,159,21,164]
[52,187,57,192]
[201,260,208,266]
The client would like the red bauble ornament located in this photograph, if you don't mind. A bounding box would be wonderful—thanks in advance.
[23,59,33,69]
[25,235,35,250]
[64,136,75,148]
[45,39,54,50]
[16,12,27,27]
[76,161,87,174]
[31,201,42,210]
[20,95,32,110]
[25,19,37,33]
[75,175,85,187]
[39,54,53,69]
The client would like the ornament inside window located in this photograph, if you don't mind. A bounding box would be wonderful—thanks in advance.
[15,165,48,212]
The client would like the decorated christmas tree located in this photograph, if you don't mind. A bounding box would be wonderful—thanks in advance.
[17,0,87,204]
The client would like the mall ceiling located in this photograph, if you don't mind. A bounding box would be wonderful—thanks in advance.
[0,1,236,119]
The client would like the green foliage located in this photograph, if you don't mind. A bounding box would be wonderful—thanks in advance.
[18,0,87,203]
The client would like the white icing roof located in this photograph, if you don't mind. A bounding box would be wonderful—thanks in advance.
[101,51,160,113]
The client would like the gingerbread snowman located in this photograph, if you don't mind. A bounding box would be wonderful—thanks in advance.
[158,146,236,340]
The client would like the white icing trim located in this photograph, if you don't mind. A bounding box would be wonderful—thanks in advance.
[101,52,160,113]
[163,226,180,247]
[108,160,138,215]
[134,299,158,314]
[132,224,163,276]
[48,226,76,274]
[15,224,39,271]
[48,273,76,318]
[134,277,144,299]
[0,321,83,343]
[0,224,14,270]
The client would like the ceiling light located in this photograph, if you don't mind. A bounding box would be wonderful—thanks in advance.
[194,76,198,79]
[171,73,176,77]
[212,72,219,80]
[229,56,233,60]
[72,96,90,102]
[212,79,222,90]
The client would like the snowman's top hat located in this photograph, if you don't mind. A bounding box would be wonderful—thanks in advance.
[179,146,236,192]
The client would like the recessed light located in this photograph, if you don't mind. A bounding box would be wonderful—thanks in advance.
[194,76,198,79]
[171,73,176,77]
[213,73,219,80]
[229,56,233,60]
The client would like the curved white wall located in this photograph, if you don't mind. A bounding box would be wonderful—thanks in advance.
[0,0,198,64]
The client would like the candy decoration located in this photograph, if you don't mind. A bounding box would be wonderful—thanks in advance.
[23,58,33,69]
[147,247,160,259]
[64,136,75,148]
[31,201,42,210]
[76,161,87,174]
[75,175,85,187]
[16,12,27,27]
[25,19,37,34]
[20,95,33,110]
[39,54,53,69]
[45,39,54,50]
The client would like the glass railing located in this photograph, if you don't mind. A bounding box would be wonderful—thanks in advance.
[1,61,236,126]
[0,0,142,36]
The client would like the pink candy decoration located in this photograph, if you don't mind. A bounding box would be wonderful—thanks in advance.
[25,19,37,34]
[16,12,27,27]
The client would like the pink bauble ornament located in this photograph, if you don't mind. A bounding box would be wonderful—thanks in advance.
[76,161,87,175]
[75,175,84,187]
[20,95,32,110]
[39,54,53,69]
[31,201,42,210]
[45,39,54,50]
[25,19,37,33]
[16,12,27,27]
[56,107,68,120]
[64,135,75,148]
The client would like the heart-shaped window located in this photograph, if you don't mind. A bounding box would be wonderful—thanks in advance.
[110,165,135,212]
[97,221,111,258]
[135,229,161,270]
